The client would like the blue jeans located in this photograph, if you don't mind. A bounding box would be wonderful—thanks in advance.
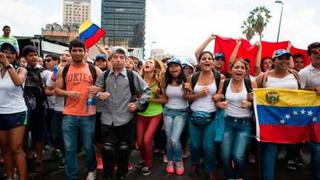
[62,115,97,180]
[163,107,187,162]
[261,143,278,180]
[189,111,216,173]
[310,142,320,180]
[221,116,252,179]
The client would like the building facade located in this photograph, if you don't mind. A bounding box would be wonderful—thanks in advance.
[101,0,145,49]
[63,0,91,27]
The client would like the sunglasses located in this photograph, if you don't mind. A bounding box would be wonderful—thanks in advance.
[311,49,320,55]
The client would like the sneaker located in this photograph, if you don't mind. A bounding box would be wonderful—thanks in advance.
[58,158,65,169]
[287,160,297,170]
[128,162,134,171]
[295,157,304,167]
[86,170,97,180]
[141,166,151,176]
[175,161,184,176]
[163,154,168,163]
[166,161,174,174]
[189,165,199,177]
[97,157,103,171]
[135,161,145,169]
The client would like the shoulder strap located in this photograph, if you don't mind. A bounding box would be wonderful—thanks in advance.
[214,70,221,90]
[127,70,135,96]
[191,72,200,90]
[103,70,110,91]
[244,78,253,93]
[288,69,301,89]
[88,63,97,84]
[222,78,231,96]
[62,64,70,89]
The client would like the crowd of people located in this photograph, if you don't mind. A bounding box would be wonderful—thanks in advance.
[0,25,320,180]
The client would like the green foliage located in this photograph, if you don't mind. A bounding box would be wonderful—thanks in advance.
[241,6,272,41]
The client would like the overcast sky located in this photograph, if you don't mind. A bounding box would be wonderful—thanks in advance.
[1,0,319,59]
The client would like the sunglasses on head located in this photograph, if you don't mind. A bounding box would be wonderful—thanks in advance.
[311,49,320,55]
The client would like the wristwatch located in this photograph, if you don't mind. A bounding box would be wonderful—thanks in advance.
[5,64,13,70]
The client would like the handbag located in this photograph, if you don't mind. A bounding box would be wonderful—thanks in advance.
[190,111,214,126]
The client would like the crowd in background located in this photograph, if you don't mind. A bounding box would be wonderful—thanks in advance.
[0,25,320,180]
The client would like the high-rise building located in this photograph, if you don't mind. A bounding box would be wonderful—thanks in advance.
[63,0,91,27]
[101,0,146,49]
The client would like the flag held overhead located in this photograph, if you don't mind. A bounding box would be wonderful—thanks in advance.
[79,20,106,48]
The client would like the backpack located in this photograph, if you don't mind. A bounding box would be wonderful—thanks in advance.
[24,67,47,110]
[103,70,149,112]
[222,78,253,96]
[191,70,221,90]
[62,63,97,89]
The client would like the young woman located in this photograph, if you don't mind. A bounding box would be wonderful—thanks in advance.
[0,42,28,180]
[184,51,224,180]
[216,59,257,180]
[163,59,188,175]
[136,59,166,176]
[255,49,301,180]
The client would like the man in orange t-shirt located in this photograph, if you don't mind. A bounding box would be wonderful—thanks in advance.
[55,38,101,180]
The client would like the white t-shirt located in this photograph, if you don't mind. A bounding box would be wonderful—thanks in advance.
[165,84,188,109]
[46,74,65,112]
[299,64,320,88]
[190,80,217,112]
[225,80,252,118]
[265,74,299,89]
[0,68,27,114]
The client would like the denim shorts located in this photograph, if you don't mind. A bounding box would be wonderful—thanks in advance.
[0,111,27,130]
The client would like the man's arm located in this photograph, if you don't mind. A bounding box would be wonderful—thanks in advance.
[133,72,151,109]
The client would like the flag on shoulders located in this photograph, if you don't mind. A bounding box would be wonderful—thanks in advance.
[254,88,320,144]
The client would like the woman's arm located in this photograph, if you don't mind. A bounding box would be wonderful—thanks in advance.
[229,39,241,66]
[255,41,262,76]
[195,34,216,61]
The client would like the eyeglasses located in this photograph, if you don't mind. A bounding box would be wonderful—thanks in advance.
[311,49,320,55]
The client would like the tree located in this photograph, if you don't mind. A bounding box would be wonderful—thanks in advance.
[241,6,272,41]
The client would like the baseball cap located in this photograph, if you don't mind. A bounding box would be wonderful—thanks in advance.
[95,54,107,61]
[167,58,182,66]
[111,46,128,57]
[182,62,194,70]
[272,49,292,59]
[214,52,225,60]
[0,42,18,55]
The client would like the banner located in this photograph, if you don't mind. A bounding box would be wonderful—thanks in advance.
[254,88,320,143]
[79,20,106,48]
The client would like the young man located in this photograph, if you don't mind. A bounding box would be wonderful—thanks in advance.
[0,25,19,52]
[55,39,102,180]
[293,53,305,72]
[95,47,151,180]
[22,45,51,172]
[298,42,320,180]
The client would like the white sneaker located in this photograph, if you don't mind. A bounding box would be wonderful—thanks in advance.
[86,170,97,180]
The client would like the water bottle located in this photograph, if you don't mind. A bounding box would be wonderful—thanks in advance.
[86,93,96,115]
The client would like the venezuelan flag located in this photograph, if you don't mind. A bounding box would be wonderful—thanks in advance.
[79,20,106,48]
[254,88,320,144]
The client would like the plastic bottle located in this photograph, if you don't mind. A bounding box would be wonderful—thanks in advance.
[86,93,96,115]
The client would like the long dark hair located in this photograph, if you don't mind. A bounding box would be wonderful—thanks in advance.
[165,64,186,88]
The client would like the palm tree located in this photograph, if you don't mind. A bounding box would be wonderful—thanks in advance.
[241,6,272,41]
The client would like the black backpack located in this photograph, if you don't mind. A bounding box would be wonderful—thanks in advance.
[62,63,97,89]
[191,70,221,90]
[103,70,149,112]
[24,67,47,110]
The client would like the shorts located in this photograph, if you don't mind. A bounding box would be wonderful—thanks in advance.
[0,111,27,130]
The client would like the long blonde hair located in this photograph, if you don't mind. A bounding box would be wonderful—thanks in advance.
[141,58,166,88]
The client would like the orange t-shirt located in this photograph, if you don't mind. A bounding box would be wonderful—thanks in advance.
[63,64,94,116]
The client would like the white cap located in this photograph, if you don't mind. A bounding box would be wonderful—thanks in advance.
[111,46,128,57]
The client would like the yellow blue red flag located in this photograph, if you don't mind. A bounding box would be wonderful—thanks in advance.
[254,88,320,143]
[79,20,106,48]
